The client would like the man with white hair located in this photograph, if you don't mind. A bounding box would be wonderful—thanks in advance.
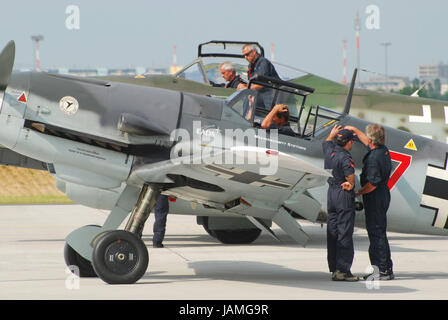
[219,61,244,88]
[345,124,394,280]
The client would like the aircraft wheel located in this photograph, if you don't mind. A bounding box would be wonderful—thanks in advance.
[92,230,148,284]
[64,243,97,277]
[213,228,261,244]
[202,217,217,238]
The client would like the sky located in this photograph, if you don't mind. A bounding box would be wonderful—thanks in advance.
[1,0,446,82]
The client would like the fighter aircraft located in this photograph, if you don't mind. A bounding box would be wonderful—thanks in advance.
[1,40,448,285]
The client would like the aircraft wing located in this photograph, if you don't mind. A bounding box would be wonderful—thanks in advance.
[127,144,331,246]
[0,147,47,170]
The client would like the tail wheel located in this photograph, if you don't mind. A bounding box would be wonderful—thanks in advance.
[64,243,97,278]
[92,230,148,284]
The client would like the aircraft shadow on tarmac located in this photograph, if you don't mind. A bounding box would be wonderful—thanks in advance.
[17,232,443,254]
[145,226,439,254]
[137,228,448,293]
[139,260,419,294]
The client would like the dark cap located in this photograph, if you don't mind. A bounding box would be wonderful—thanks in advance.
[336,129,356,143]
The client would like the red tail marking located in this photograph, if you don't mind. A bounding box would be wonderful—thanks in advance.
[388,151,412,190]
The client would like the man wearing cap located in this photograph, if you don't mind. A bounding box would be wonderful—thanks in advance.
[322,125,359,281]
[345,124,394,280]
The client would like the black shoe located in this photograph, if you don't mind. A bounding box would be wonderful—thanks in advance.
[363,273,374,281]
[153,243,164,248]
[332,270,359,282]
[379,271,394,280]
[363,270,394,281]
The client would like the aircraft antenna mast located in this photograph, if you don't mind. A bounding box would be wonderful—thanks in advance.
[271,42,275,62]
[355,10,361,83]
[31,35,44,72]
[343,40,347,85]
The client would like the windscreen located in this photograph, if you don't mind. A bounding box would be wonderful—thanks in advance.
[198,41,264,58]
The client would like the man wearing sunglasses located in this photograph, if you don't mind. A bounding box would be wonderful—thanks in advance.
[239,44,280,111]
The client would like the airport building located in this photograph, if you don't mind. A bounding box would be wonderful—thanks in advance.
[419,63,448,80]
[359,76,410,92]
[418,62,448,94]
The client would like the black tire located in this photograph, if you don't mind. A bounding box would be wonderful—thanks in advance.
[213,228,262,244]
[202,217,217,238]
[92,230,149,284]
[64,243,98,277]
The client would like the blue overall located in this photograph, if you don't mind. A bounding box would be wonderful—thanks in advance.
[153,195,169,246]
[360,145,393,273]
[323,141,356,273]
[247,56,280,111]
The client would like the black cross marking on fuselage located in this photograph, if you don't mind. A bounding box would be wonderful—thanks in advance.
[204,165,291,189]
[420,152,448,229]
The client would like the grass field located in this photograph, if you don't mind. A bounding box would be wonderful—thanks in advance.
[0,166,72,204]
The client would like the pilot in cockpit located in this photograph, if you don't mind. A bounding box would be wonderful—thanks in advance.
[219,62,245,88]
[211,62,245,89]
[261,104,296,137]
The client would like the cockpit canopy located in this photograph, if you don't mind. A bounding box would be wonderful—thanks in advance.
[174,41,264,86]
[172,40,344,139]
[172,41,308,88]
[225,75,343,139]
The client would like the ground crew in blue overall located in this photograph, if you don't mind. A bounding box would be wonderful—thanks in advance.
[345,124,394,280]
[153,195,169,248]
[322,125,359,281]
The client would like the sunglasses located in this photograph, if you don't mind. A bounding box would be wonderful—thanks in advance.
[243,50,253,57]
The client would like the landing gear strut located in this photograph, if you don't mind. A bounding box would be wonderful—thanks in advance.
[92,184,161,284]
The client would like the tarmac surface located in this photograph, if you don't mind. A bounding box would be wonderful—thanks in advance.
[1,204,448,300]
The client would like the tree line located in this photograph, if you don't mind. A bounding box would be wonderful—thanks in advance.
[392,78,448,101]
